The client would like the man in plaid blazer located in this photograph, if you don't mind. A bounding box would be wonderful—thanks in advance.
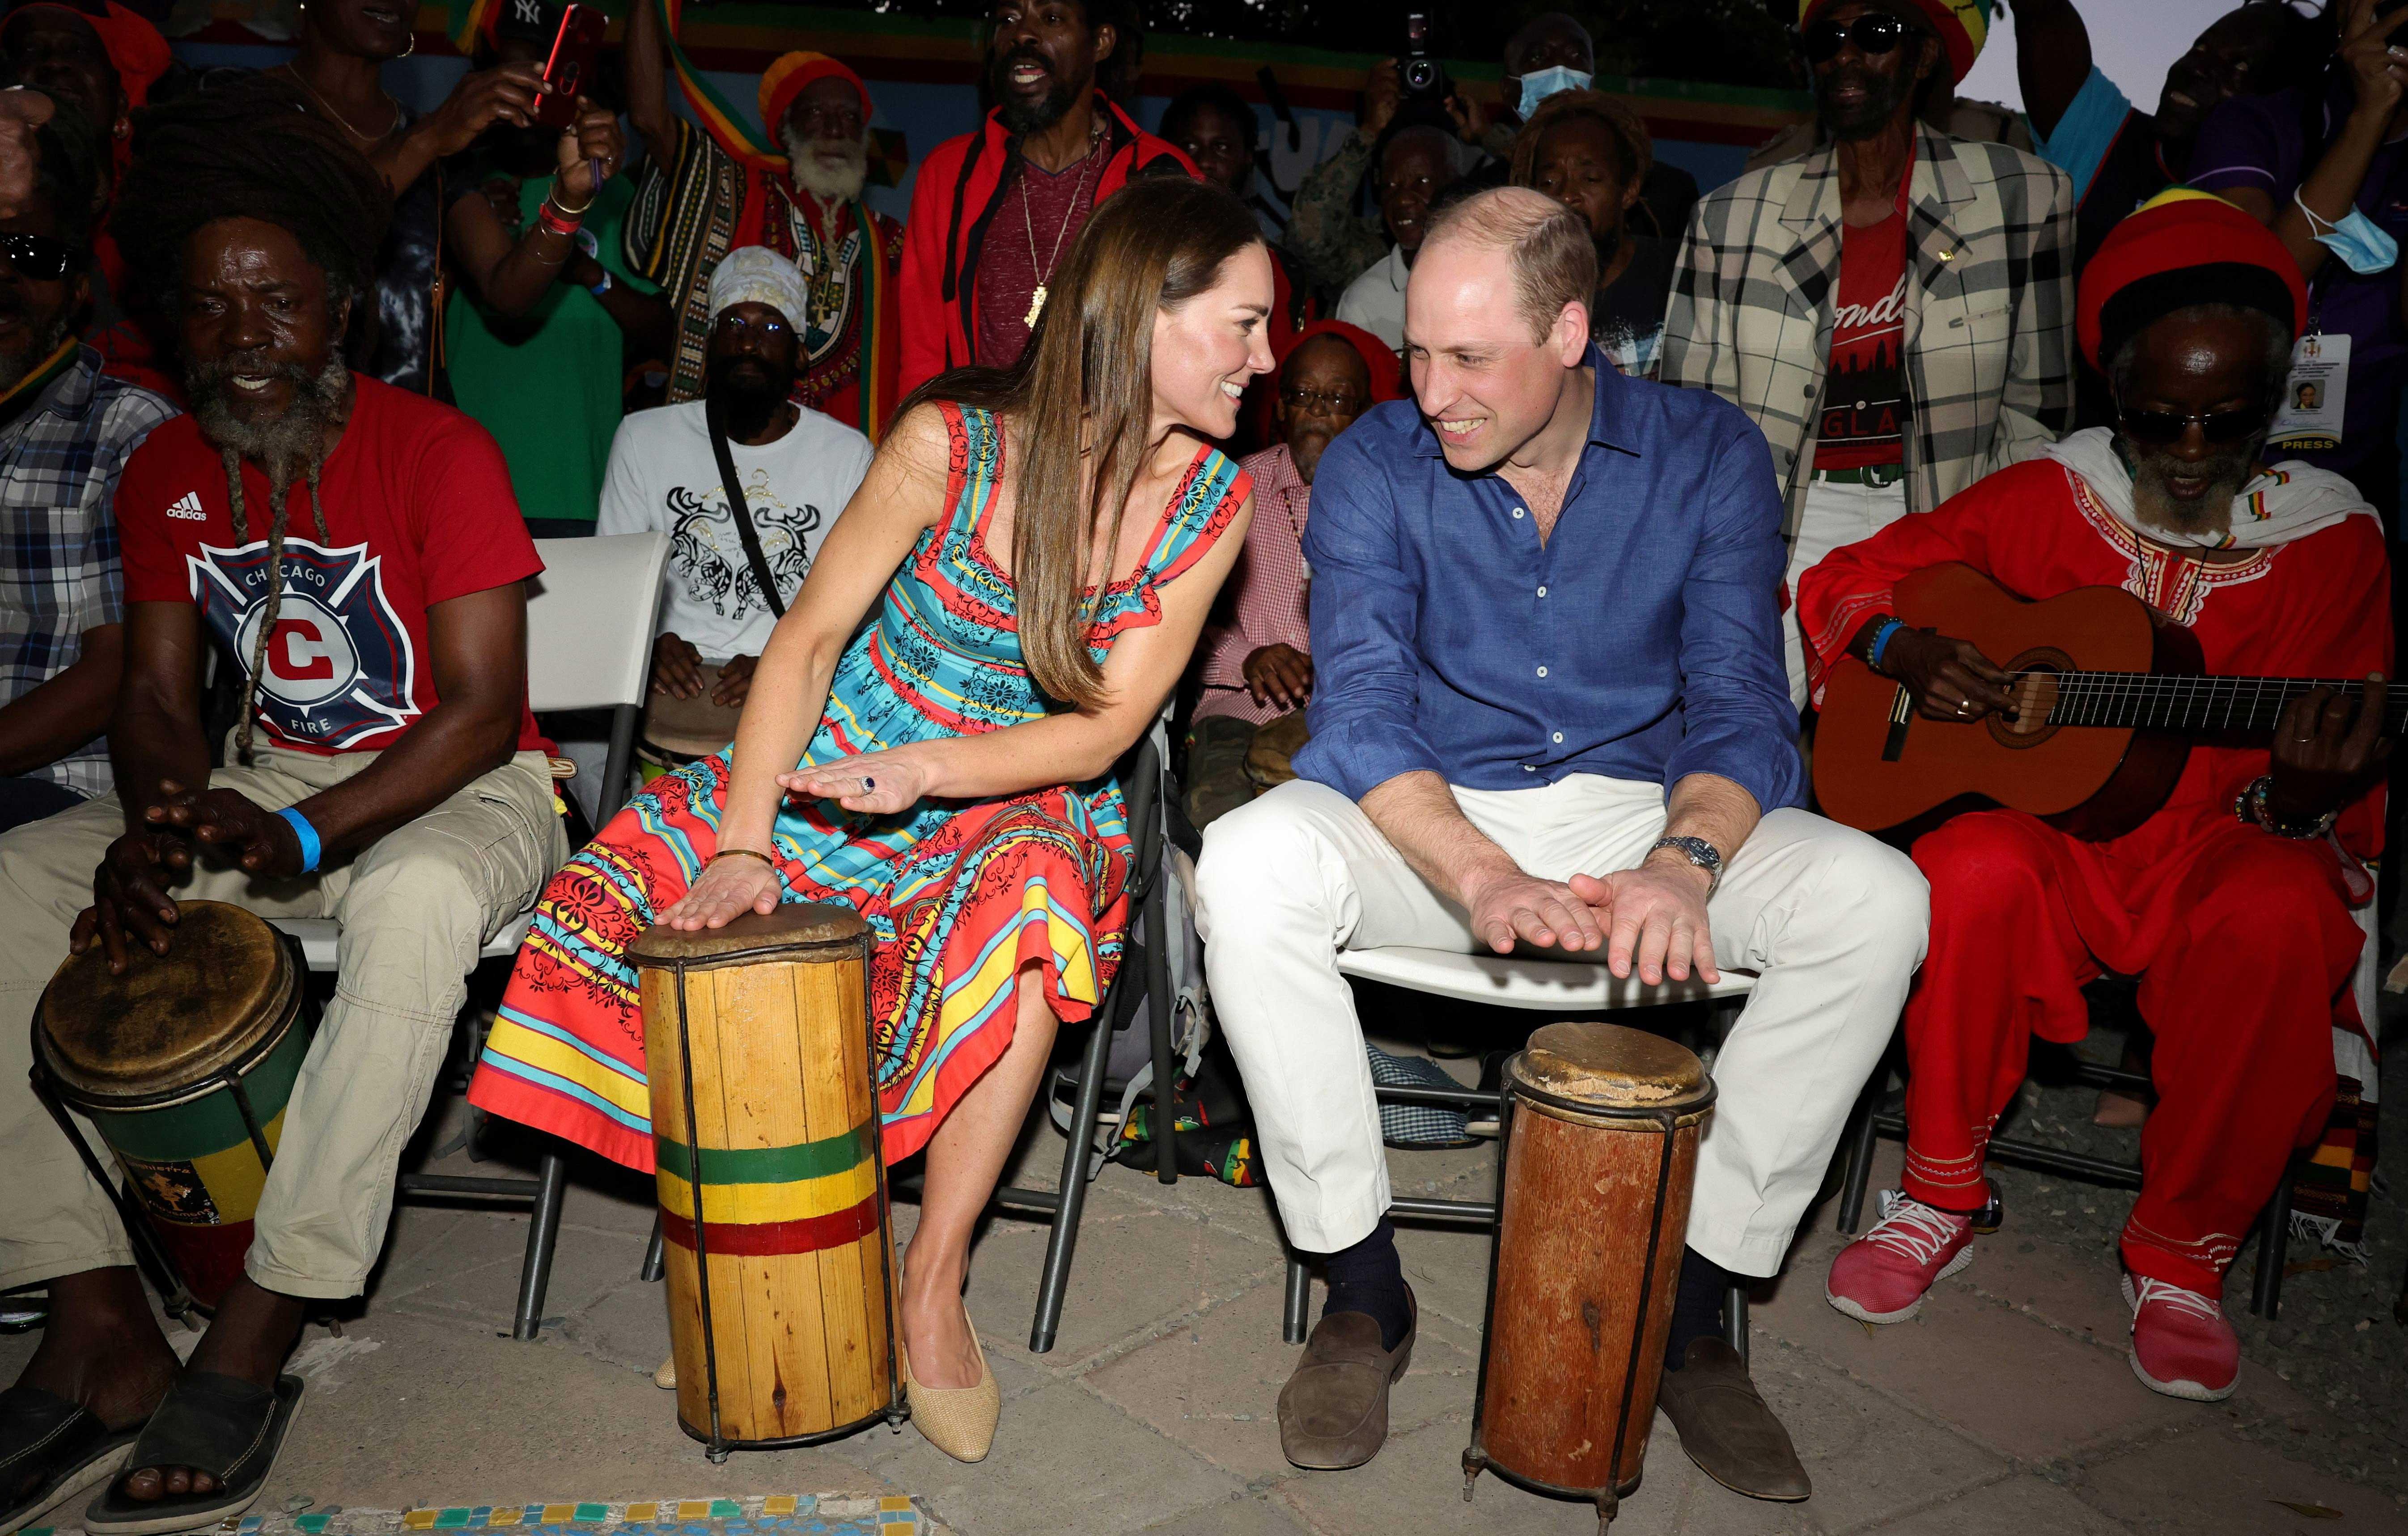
[1662,0,2073,707]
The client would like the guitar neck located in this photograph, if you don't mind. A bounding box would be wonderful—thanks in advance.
[2039,674,2408,734]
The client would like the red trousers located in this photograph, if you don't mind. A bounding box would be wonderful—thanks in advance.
[1902,809,2354,1294]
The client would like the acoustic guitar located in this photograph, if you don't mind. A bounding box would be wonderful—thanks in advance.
[1812,562,2398,841]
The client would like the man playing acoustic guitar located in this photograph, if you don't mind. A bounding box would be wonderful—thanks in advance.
[1801,189,2390,1403]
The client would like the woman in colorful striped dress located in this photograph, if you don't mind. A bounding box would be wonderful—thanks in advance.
[466,179,1272,1459]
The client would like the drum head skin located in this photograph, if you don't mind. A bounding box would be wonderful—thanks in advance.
[630,902,866,964]
[1511,1022,1711,1112]
[643,665,745,758]
[39,900,293,1098]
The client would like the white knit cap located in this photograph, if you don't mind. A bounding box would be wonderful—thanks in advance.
[706,246,809,326]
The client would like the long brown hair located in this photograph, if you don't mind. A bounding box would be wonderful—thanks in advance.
[900,175,1262,709]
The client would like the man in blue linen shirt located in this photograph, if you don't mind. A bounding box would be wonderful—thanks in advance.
[1195,187,1928,1496]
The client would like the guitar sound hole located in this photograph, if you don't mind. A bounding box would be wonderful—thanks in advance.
[1989,649,2073,749]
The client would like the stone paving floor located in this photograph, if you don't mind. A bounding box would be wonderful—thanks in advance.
[7,1057,2405,1536]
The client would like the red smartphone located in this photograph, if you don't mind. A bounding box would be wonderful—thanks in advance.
[532,3,605,129]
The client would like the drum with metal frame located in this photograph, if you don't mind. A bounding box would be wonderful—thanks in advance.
[1463,1022,1716,1529]
[31,900,313,1313]
[631,903,906,1460]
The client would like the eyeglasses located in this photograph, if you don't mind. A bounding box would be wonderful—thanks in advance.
[1798,13,1923,64]
[1280,386,1366,416]
[2116,405,2268,446]
[0,231,71,282]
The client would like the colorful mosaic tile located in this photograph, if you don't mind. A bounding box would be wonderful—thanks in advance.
[37,1494,933,1536]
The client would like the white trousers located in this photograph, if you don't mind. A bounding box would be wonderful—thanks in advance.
[1194,774,1927,1277]
[1782,474,1911,709]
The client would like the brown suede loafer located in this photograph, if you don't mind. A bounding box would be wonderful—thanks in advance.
[1277,1288,1417,1470]
[1654,1337,1810,1501]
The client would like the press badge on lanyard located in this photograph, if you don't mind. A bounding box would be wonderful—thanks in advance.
[2266,328,2348,454]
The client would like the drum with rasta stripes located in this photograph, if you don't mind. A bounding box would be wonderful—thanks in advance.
[32,900,312,1313]
[631,903,905,1458]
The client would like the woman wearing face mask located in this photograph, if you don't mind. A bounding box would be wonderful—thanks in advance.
[2191,0,2408,519]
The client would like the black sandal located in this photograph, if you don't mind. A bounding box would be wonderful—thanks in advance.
[0,1384,146,1532]
[81,1372,304,1536]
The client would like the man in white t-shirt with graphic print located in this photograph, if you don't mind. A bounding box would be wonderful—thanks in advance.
[598,246,874,753]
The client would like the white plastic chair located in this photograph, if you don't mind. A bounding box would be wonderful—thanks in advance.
[269,531,670,1337]
[1280,946,1759,1356]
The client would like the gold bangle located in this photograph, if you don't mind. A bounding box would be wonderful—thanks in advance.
[711,847,778,870]
[546,191,595,218]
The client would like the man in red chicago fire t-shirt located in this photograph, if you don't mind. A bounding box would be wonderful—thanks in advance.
[0,88,566,1533]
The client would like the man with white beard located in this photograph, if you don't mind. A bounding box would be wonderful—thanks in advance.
[622,0,903,439]
[1802,190,2391,1407]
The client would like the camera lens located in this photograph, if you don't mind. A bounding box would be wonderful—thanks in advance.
[1403,58,1438,92]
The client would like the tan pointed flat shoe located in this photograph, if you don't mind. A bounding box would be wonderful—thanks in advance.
[901,1310,999,1463]
[654,1355,676,1390]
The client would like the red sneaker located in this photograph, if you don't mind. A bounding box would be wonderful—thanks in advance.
[1825,1192,1975,1324]
[2122,1274,2240,1402]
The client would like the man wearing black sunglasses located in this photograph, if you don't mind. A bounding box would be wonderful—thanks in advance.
[1803,191,2390,1409]
[1664,0,2073,711]
[0,90,175,837]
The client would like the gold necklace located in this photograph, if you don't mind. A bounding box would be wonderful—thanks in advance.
[1019,121,1103,330]
[280,62,402,147]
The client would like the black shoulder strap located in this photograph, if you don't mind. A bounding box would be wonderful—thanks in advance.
[703,395,787,621]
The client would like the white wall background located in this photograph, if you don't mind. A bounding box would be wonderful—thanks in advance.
[1954,0,2247,114]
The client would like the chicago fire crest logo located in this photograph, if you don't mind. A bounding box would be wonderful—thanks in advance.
[188,539,420,748]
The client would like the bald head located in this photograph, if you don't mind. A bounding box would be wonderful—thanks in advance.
[1422,184,1596,343]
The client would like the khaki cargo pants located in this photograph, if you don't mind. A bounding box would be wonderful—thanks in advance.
[0,744,567,1300]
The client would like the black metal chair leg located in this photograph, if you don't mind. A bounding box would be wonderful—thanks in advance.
[511,1151,567,1340]
[641,1213,665,1283]
[1283,1256,1310,1345]
[2251,1176,2291,1320]
[1723,1281,1749,1366]
[1146,870,1179,1186]
[1029,1012,1117,1353]
[1837,1071,1882,1235]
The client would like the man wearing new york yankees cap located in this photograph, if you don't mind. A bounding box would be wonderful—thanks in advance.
[0,85,566,1534]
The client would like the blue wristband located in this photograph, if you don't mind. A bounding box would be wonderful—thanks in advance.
[1867,618,1906,671]
[276,806,322,874]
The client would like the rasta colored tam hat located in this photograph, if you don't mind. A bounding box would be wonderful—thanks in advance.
[2077,187,2308,369]
[759,51,871,140]
[1798,0,1991,85]
[2,0,170,106]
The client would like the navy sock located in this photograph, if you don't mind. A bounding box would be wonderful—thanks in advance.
[1662,1247,1732,1371]
[1320,1218,1411,1350]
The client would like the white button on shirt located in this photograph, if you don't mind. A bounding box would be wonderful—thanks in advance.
[1536,666,1548,678]
[1512,507,1526,519]
[1552,731,1564,743]
[1536,586,1547,597]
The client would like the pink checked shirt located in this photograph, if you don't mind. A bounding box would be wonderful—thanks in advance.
[1193,443,1311,726]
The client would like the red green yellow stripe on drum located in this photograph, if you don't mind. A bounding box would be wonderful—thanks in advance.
[653,1120,881,1256]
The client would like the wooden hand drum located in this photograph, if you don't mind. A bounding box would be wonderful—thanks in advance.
[31,900,312,1311]
[1464,1023,1715,1528]
[631,904,906,1460]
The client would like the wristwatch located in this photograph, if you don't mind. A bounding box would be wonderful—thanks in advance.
[1648,835,1725,894]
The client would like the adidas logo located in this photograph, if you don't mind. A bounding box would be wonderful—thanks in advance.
[164,492,206,521]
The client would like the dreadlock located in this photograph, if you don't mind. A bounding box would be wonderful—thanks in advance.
[115,75,390,763]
